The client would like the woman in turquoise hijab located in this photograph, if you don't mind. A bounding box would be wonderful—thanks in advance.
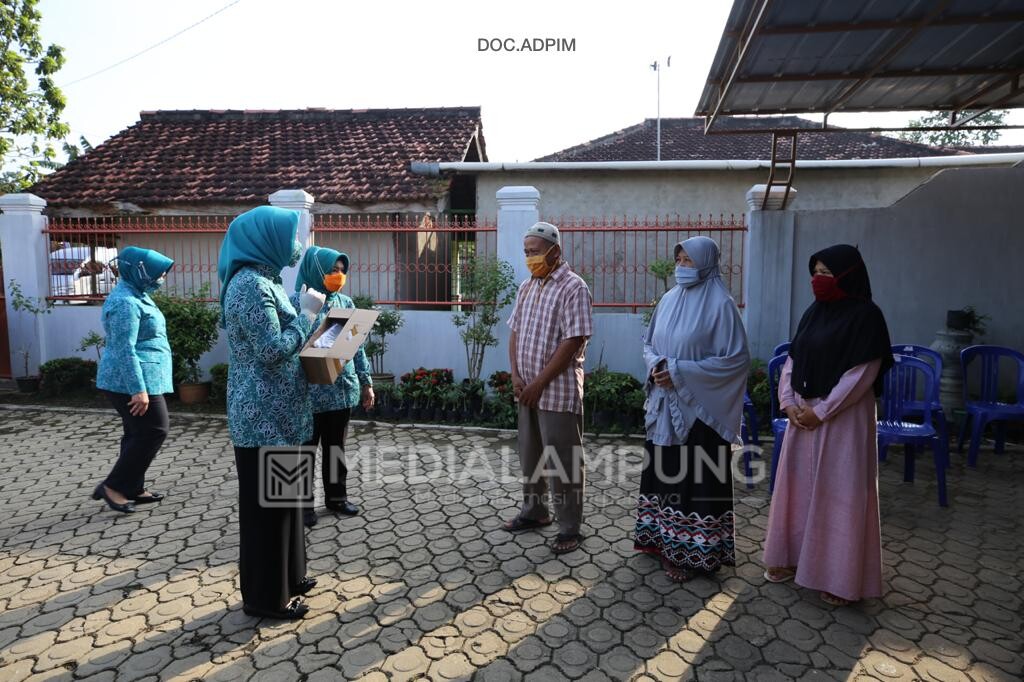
[93,246,175,514]
[219,205,326,621]
[289,246,374,527]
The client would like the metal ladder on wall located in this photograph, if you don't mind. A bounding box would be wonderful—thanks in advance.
[761,132,797,210]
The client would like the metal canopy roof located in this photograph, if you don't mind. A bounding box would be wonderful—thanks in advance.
[696,0,1024,132]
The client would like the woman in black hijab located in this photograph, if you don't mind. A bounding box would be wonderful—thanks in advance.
[763,245,892,607]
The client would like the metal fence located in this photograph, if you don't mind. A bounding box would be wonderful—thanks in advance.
[44,215,231,303]
[40,212,746,311]
[312,213,498,308]
[549,214,747,310]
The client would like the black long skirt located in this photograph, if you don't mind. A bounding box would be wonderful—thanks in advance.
[234,447,307,611]
[633,420,736,573]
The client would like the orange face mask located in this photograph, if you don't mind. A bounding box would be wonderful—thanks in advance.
[323,272,346,292]
[526,244,557,279]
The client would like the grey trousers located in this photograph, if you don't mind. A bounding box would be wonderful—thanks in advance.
[517,405,586,536]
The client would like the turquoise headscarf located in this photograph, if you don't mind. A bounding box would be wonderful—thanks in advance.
[295,245,347,294]
[218,206,300,319]
[115,246,174,292]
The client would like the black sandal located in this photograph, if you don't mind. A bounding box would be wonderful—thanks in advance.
[551,533,583,555]
[503,515,553,532]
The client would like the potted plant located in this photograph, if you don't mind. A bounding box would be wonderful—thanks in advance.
[462,378,485,419]
[441,383,465,422]
[946,306,989,339]
[8,279,53,393]
[353,295,404,384]
[624,388,647,435]
[152,284,220,404]
[486,370,518,429]
[375,383,397,420]
[585,368,613,432]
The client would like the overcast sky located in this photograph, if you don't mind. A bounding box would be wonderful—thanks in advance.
[40,0,1024,162]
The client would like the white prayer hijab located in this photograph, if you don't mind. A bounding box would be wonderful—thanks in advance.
[643,237,750,445]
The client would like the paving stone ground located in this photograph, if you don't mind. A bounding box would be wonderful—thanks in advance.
[0,406,1021,681]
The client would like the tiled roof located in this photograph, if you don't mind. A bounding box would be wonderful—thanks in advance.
[536,116,966,162]
[33,108,484,207]
[953,144,1024,154]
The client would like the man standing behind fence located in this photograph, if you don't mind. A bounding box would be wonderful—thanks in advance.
[504,222,593,555]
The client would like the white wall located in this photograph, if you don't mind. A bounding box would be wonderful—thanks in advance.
[475,167,945,221]
[743,163,1024,362]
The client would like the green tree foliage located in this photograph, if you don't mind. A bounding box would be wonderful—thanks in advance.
[1,0,69,193]
[898,110,1007,147]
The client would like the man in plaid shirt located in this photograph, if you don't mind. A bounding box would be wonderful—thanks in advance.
[504,221,593,555]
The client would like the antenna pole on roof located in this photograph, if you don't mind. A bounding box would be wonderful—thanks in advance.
[651,57,671,161]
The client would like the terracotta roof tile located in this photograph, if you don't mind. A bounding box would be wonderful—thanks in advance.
[33,108,483,207]
[536,116,966,162]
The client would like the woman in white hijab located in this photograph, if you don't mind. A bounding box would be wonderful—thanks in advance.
[634,237,750,582]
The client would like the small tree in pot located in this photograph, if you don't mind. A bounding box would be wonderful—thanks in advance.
[352,294,404,383]
[452,256,516,383]
[152,283,220,403]
[8,279,53,392]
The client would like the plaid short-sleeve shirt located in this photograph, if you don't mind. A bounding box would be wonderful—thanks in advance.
[507,262,594,413]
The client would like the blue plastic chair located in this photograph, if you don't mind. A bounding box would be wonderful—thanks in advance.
[766,354,789,494]
[888,344,950,454]
[739,391,761,489]
[773,342,791,357]
[958,345,1024,468]
[878,354,949,507]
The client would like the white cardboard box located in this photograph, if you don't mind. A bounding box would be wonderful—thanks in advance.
[299,307,380,385]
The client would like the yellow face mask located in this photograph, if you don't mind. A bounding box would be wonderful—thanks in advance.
[323,272,346,292]
[526,244,557,279]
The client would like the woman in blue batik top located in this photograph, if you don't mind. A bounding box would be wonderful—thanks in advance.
[93,246,175,514]
[289,246,374,527]
[219,206,325,621]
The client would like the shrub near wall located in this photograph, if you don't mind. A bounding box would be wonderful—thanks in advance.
[39,358,97,396]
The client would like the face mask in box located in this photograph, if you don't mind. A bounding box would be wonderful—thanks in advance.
[299,307,380,384]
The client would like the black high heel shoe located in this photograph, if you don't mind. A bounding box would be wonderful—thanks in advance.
[92,484,135,513]
[131,491,164,504]
[291,577,317,596]
[243,598,309,620]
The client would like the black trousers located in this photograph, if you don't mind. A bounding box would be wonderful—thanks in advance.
[103,391,169,496]
[304,409,351,503]
[234,447,307,610]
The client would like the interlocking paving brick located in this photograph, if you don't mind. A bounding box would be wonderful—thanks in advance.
[646,650,694,681]
[380,646,431,681]
[2,412,1023,680]
[427,652,476,681]
[338,642,385,678]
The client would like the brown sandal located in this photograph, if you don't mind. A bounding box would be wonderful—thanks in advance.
[764,566,796,583]
[665,566,697,583]
[820,591,851,607]
[551,533,583,555]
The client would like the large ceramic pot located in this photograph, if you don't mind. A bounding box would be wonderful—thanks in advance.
[178,382,211,404]
[16,376,41,393]
[930,329,974,417]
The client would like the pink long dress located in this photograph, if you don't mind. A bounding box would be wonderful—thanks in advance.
[763,357,884,601]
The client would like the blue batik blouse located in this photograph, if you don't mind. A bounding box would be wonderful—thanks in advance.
[224,264,315,447]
